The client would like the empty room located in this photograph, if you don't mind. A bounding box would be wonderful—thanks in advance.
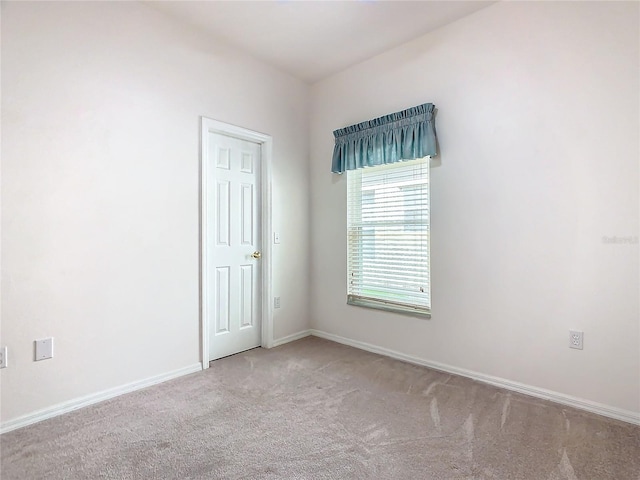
[1,1,638,479]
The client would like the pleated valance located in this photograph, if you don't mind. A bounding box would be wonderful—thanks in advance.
[331,103,437,174]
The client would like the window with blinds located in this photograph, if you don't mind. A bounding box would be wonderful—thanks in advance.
[346,157,431,316]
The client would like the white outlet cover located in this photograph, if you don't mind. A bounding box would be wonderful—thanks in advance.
[35,338,54,360]
[0,346,7,369]
[569,331,583,350]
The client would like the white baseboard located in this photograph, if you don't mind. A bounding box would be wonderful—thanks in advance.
[0,363,202,434]
[309,329,640,426]
[4,332,637,433]
[272,329,312,347]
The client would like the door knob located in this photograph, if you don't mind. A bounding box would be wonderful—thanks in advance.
[251,251,261,259]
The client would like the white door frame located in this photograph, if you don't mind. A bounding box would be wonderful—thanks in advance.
[200,117,273,369]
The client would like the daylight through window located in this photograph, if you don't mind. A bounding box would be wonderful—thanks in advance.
[346,157,431,316]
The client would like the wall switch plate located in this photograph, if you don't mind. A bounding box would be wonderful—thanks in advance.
[0,347,7,369]
[569,331,583,350]
[274,232,281,244]
[35,338,54,361]
[274,296,281,309]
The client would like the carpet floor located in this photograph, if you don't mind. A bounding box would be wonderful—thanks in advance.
[1,336,639,479]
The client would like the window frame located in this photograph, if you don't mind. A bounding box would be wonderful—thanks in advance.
[346,157,431,318]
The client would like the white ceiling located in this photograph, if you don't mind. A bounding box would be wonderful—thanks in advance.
[150,1,495,83]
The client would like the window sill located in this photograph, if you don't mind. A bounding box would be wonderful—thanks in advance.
[347,295,431,319]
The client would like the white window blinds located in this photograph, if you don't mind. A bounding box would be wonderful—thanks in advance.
[347,157,431,316]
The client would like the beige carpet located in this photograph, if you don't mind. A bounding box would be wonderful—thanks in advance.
[1,336,639,479]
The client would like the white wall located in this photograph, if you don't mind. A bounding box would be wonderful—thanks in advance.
[2,0,638,428]
[1,1,309,423]
[310,1,639,414]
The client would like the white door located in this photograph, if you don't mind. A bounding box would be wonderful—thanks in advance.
[205,132,262,361]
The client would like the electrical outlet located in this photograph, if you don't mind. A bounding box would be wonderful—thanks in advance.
[35,338,54,361]
[274,297,281,309]
[569,330,583,350]
[0,347,7,369]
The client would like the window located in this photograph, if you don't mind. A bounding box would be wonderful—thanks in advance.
[347,157,430,317]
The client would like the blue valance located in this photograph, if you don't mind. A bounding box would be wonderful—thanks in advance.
[331,103,437,174]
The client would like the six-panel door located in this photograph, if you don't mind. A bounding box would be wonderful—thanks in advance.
[206,132,262,361]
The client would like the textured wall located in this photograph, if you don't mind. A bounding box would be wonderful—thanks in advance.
[1,1,310,423]
[309,1,639,414]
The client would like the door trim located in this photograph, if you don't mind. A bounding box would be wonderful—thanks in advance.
[200,117,273,369]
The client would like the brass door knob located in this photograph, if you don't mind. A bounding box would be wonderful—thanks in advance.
[251,251,262,259]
